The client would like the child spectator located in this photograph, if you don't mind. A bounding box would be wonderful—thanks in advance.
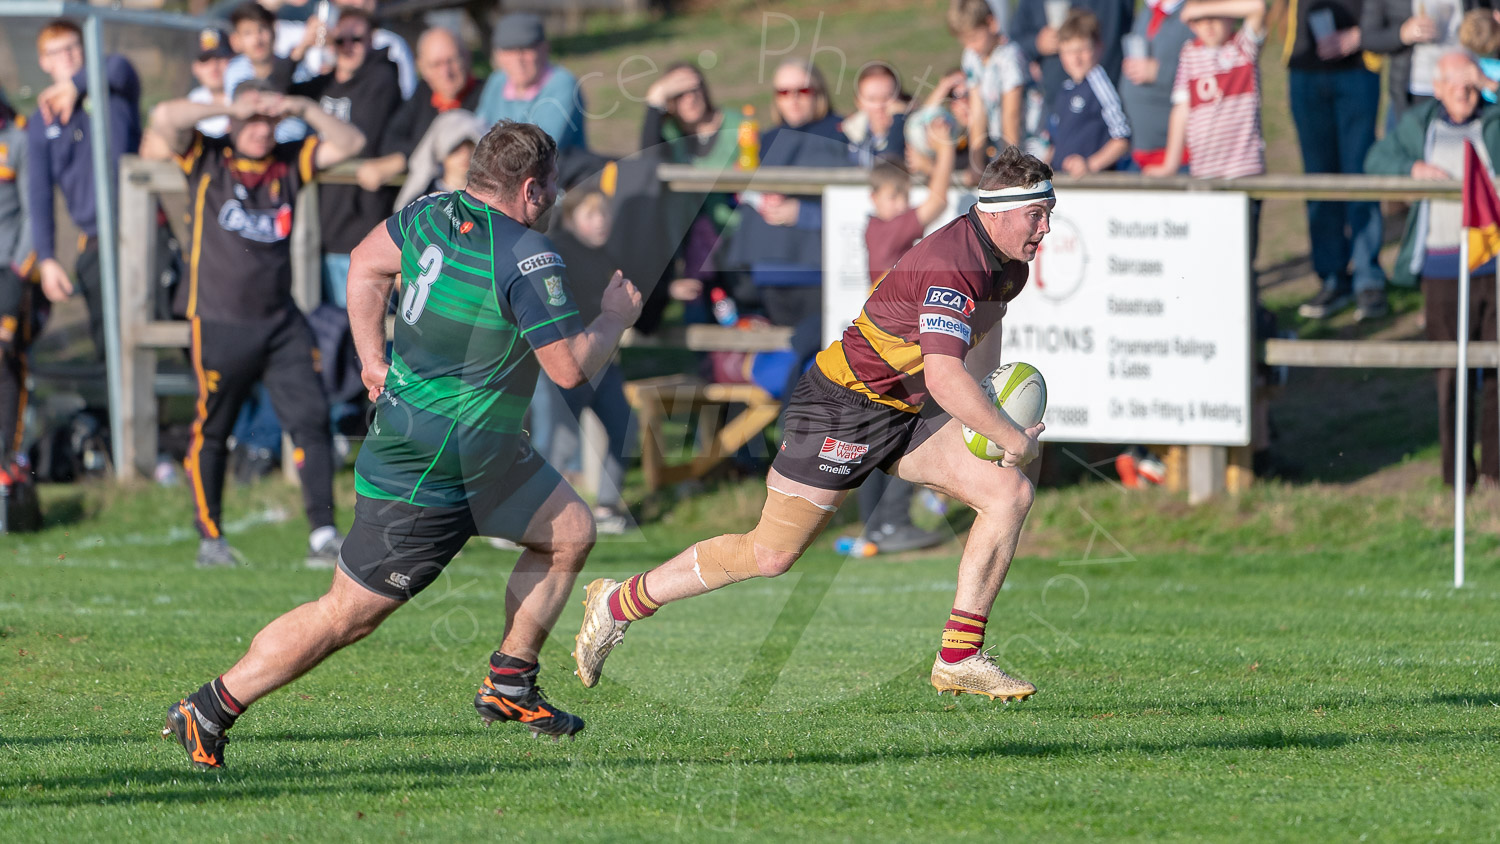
[27,18,142,362]
[1145,0,1265,245]
[187,28,236,138]
[393,110,484,209]
[1147,0,1266,181]
[1047,9,1132,175]
[947,0,1026,177]
[1460,10,1500,103]
[849,122,957,554]
[905,69,973,178]
[1147,0,1274,472]
[223,2,306,142]
[867,121,958,285]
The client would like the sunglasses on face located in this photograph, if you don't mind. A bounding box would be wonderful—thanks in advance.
[775,87,815,98]
[672,87,704,100]
[333,34,368,47]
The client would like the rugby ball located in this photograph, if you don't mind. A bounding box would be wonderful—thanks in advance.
[962,362,1047,461]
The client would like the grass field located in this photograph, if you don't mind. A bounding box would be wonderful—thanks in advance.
[3,472,1499,841]
[5,2,1497,840]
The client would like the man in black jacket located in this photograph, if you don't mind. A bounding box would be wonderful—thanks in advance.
[356,27,483,197]
[291,7,401,307]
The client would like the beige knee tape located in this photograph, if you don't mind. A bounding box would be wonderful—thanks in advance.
[693,488,837,588]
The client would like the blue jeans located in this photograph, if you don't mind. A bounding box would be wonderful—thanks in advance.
[321,253,352,308]
[1288,67,1387,294]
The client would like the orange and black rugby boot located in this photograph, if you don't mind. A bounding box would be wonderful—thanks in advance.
[163,699,229,769]
[474,664,584,741]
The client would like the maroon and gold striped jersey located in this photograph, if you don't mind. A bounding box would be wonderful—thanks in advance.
[815,207,1027,412]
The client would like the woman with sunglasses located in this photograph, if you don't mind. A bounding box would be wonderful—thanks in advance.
[722,60,847,340]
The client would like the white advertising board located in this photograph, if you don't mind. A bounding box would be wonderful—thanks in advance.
[822,186,1251,446]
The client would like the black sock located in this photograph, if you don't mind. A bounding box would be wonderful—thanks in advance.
[487,651,538,686]
[187,675,244,732]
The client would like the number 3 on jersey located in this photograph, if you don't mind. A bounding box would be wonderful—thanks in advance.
[401,244,444,325]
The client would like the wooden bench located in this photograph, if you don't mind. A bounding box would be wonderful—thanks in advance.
[622,374,782,491]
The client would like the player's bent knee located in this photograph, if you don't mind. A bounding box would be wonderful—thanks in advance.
[693,488,836,587]
[523,500,596,562]
[966,464,1034,515]
[754,547,803,578]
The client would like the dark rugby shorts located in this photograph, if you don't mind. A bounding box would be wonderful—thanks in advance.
[770,367,949,491]
[338,443,561,600]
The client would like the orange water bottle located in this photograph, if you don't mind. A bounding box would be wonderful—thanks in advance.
[737,104,759,170]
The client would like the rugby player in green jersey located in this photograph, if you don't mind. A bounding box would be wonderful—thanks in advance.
[164,121,642,769]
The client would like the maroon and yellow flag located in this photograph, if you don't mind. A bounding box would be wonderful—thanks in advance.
[1463,140,1500,271]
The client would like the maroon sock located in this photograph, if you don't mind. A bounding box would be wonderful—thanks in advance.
[608,573,660,622]
[939,609,987,664]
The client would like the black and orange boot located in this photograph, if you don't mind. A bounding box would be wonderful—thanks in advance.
[474,661,584,740]
[163,699,229,769]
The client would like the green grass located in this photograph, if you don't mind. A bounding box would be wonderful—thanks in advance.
[3,474,1499,841]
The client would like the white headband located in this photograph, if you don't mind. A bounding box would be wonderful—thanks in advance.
[974,181,1055,213]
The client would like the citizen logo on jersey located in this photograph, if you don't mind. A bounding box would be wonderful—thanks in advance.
[818,437,869,464]
[924,286,975,316]
[217,200,293,243]
[517,251,565,274]
[920,313,972,343]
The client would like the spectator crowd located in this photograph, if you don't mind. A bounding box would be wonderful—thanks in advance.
[3,0,1499,552]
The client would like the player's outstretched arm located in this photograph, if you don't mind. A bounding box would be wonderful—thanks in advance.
[926,353,1043,468]
[348,224,403,400]
[534,270,643,389]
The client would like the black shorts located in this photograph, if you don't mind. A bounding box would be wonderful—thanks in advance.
[338,443,561,601]
[770,367,950,491]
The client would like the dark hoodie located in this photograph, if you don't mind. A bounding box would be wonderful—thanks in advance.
[723,112,847,287]
[292,48,402,254]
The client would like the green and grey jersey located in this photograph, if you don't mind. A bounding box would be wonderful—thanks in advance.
[354,190,584,507]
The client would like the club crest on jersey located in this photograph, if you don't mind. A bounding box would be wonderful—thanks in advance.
[543,275,567,306]
[919,312,972,343]
[217,199,292,242]
[924,286,975,316]
[517,251,565,274]
[818,437,869,464]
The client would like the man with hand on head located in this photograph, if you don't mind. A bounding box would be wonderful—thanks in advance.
[575,146,1052,704]
[140,82,365,570]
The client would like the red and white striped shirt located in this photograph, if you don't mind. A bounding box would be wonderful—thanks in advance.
[1171,26,1265,179]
